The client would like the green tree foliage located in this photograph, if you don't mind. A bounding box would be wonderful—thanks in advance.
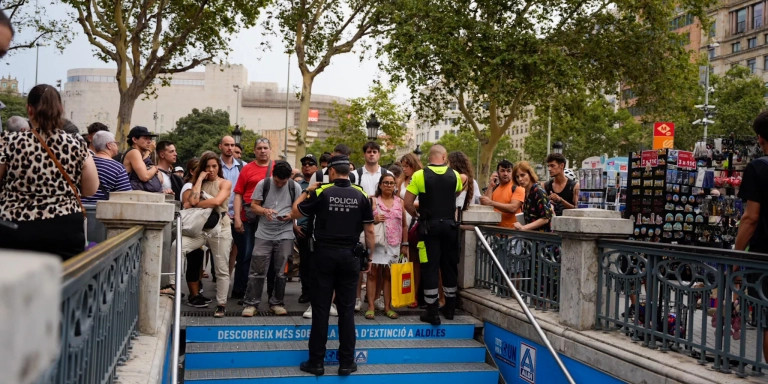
[381,0,714,184]
[4,0,72,53]
[437,131,518,173]
[265,0,389,164]
[306,83,407,166]
[61,0,268,146]
[0,92,28,124]
[159,107,232,166]
[709,66,767,140]
[524,92,644,167]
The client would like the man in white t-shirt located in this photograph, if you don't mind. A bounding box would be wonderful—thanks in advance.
[357,141,393,196]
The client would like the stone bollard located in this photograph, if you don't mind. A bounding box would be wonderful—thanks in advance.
[1,252,61,384]
[96,191,175,335]
[552,208,633,330]
[458,204,501,289]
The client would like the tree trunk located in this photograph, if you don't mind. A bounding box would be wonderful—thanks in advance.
[476,125,504,186]
[294,72,314,166]
[116,89,139,151]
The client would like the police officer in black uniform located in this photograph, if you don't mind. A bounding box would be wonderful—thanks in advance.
[404,144,463,325]
[291,155,374,376]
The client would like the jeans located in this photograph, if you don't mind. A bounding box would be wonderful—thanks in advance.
[244,238,293,307]
[233,220,256,295]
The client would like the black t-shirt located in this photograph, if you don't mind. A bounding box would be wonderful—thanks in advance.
[545,178,576,216]
[737,156,768,253]
[298,178,373,247]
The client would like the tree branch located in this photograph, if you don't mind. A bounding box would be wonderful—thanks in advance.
[457,90,481,137]
[159,57,213,74]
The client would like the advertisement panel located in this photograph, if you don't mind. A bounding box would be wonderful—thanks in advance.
[308,109,319,122]
[484,322,626,384]
[653,122,675,149]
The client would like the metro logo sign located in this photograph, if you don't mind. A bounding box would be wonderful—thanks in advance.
[654,122,674,137]
[653,122,674,149]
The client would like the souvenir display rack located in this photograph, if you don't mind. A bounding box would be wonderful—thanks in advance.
[625,149,702,244]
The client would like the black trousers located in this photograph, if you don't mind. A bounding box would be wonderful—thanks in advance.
[0,212,84,261]
[308,245,359,365]
[297,233,313,297]
[420,219,459,305]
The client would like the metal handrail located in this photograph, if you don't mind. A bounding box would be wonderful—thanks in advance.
[171,213,183,384]
[474,226,576,384]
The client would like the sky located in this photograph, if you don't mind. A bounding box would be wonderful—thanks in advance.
[3,5,392,101]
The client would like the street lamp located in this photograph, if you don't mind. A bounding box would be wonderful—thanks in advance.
[693,42,719,142]
[413,144,422,155]
[553,141,564,155]
[233,85,241,127]
[232,125,242,145]
[366,113,380,141]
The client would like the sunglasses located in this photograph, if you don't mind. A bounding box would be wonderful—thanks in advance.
[302,162,316,167]
[256,138,270,144]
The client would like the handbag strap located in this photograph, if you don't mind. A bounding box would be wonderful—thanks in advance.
[31,128,86,217]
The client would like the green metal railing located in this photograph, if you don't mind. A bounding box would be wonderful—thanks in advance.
[597,239,768,377]
[474,226,562,311]
[38,226,144,384]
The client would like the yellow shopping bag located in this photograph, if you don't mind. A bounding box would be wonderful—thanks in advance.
[391,259,416,308]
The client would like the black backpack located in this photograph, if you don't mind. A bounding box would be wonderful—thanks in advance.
[355,166,387,186]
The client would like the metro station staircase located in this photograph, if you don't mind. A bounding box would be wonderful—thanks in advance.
[181,312,499,383]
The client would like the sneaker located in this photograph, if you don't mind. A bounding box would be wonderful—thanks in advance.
[270,305,288,316]
[201,295,213,304]
[303,305,313,319]
[214,305,226,318]
[187,295,209,308]
[242,305,256,317]
[298,294,311,304]
[374,297,385,311]
[330,303,338,317]
[354,298,362,311]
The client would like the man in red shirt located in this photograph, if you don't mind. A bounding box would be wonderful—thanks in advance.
[232,138,273,298]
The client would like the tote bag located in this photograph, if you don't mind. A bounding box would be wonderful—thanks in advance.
[391,256,416,308]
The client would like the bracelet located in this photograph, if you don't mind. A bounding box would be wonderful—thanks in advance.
[401,242,409,246]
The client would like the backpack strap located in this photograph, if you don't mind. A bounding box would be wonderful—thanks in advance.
[262,177,272,203]
[236,159,243,172]
[356,167,364,185]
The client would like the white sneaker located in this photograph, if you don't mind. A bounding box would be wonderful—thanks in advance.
[374,297,385,311]
[303,305,312,319]
[354,298,362,311]
[330,303,338,316]
[241,305,256,317]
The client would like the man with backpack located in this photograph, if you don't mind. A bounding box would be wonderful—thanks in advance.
[242,161,302,316]
[545,153,579,216]
[479,159,524,228]
[232,138,273,299]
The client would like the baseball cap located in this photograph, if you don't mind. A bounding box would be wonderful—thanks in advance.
[127,126,158,139]
[174,166,184,173]
[300,154,317,165]
[328,155,350,167]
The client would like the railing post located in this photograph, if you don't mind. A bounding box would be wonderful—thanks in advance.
[552,208,632,330]
[2,252,61,384]
[458,205,501,289]
[96,191,175,335]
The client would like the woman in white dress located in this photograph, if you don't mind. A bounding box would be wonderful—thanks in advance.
[365,173,408,320]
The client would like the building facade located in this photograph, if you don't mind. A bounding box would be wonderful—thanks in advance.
[61,64,347,164]
[703,1,768,82]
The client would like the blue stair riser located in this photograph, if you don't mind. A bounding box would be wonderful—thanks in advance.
[186,346,487,369]
[183,370,499,384]
[186,323,475,343]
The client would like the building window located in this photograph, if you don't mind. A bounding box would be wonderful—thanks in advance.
[736,8,747,33]
[764,56,768,71]
[710,21,717,37]
[709,48,715,59]
[749,37,758,48]
[755,3,764,29]
[765,82,768,97]
[733,42,741,53]
[748,58,757,73]
[434,130,439,140]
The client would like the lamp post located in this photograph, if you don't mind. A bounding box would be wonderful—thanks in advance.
[233,85,241,127]
[693,42,719,142]
[366,113,380,141]
[232,125,242,145]
[413,144,422,155]
[553,141,564,155]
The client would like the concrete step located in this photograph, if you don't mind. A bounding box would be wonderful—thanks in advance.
[184,362,499,383]
[184,315,478,343]
[185,339,487,369]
